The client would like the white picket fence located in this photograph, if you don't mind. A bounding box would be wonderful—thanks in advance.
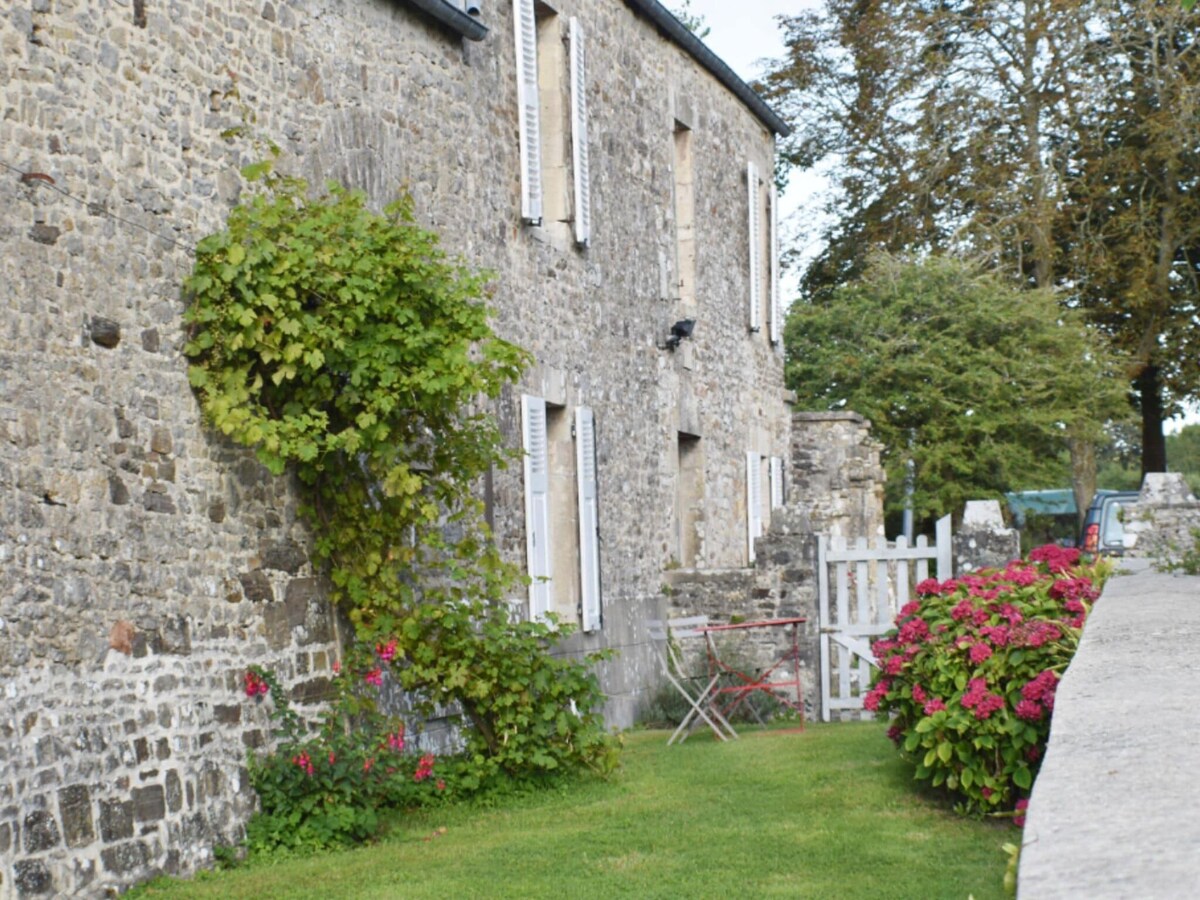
[817,516,952,722]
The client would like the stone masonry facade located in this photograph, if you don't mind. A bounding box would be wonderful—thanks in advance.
[2,0,790,894]
[666,412,888,720]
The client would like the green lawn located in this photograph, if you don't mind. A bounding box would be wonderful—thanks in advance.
[133,723,1013,899]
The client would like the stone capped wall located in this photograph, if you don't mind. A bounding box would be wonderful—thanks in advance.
[2,0,788,893]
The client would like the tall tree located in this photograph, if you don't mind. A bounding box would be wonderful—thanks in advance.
[784,255,1127,527]
[1061,0,1200,476]
[764,0,1200,490]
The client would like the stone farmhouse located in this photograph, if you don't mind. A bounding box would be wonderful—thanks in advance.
[0,0,812,893]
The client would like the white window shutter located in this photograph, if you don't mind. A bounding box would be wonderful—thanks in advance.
[747,161,761,332]
[569,18,591,247]
[746,451,763,564]
[769,183,781,344]
[769,456,784,509]
[576,407,601,631]
[522,395,552,619]
[514,0,542,224]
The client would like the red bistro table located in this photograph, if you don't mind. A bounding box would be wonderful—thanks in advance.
[695,617,807,732]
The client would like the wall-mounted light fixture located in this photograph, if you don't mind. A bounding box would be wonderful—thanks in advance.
[661,318,696,351]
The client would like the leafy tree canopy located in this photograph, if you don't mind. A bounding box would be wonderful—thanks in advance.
[785,255,1127,527]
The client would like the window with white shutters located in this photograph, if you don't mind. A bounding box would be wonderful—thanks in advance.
[576,407,601,631]
[522,394,552,619]
[747,161,762,332]
[569,18,591,247]
[513,0,542,224]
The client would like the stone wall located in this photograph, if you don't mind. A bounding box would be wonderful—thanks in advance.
[1,0,788,893]
[663,410,887,721]
[1125,473,1200,564]
[954,500,1021,573]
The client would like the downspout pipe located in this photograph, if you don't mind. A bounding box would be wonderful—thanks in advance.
[406,0,488,42]
[621,0,791,137]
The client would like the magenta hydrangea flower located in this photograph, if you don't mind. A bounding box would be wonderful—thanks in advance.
[968,642,993,665]
[1015,699,1044,721]
[923,697,946,715]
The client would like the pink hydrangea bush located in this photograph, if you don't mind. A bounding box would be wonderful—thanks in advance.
[865,546,1111,819]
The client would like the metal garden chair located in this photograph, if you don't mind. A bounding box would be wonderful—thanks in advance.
[647,616,739,744]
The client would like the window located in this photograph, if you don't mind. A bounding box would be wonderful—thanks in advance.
[673,121,696,311]
[522,395,602,629]
[513,1,591,245]
[676,433,703,567]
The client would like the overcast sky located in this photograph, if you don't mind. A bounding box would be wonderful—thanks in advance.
[677,0,796,84]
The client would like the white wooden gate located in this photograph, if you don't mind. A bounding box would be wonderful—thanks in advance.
[818,516,952,722]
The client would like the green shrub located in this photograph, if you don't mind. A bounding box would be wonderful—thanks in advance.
[186,162,620,855]
[865,546,1111,819]
[243,665,447,854]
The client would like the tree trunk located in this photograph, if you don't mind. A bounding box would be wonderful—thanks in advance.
[1137,364,1168,476]
[1068,435,1097,531]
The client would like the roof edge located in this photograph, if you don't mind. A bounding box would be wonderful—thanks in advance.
[621,0,791,137]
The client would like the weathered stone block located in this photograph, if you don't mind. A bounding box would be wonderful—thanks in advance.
[24,808,61,852]
[101,840,150,874]
[59,784,95,848]
[98,798,134,842]
[213,704,242,726]
[13,859,53,895]
[132,785,166,822]
[262,541,307,573]
[165,770,183,813]
[88,316,121,348]
[238,571,273,603]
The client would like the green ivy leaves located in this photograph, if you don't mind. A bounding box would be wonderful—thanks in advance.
[185,162,618,794]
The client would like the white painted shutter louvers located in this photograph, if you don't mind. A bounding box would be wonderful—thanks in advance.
[746,451,763,564]
[770,456,784,509]
[514,0,542,225]
[522,395,552,619]
[769,183,781,345]
[747,161,761,332]
[576,407,601,631]
[569,18,591,247]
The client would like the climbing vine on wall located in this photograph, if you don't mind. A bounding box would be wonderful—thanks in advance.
[184,162,617,792]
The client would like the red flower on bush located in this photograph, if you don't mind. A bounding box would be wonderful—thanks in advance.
[1015,699,1044,721]
[951,599,975,622]
[414,753,436,782]
[968,642,993,665]
[863,548,1109,818]
[1014,798,1030,827]
[898,617,929,645]
[244,669,270,697]
[899,600,922,618]
[1029,544,1081,574]
[376,638,398,663]
[364,667,383,688]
